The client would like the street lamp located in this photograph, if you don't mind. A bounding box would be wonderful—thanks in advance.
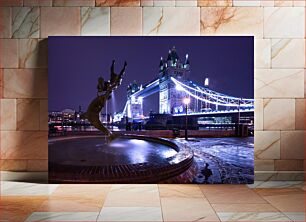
[183,97,190,140]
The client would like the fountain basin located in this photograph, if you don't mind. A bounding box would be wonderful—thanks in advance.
[49,135,193,183]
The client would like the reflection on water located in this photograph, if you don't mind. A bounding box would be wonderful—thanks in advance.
[49,137,177,166]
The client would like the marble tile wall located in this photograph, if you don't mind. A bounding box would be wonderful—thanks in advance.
[0,0,304,180]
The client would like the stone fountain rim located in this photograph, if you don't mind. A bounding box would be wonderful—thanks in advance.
[48,134,194,183]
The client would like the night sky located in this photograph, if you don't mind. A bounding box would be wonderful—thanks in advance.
[48,36,254,114]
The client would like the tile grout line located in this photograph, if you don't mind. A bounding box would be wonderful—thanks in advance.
[199,184,295,221]
[95,184,112,221]
[251,188,297,221]
[198,185,222,222]
[157,184,165,222]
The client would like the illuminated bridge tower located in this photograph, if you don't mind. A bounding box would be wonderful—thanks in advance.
[159,46,194,114]
[127,81,143,119]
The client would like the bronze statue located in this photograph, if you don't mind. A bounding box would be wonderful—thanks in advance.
[82,60,127,140]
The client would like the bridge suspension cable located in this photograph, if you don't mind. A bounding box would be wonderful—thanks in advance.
[171,77,253,102]
[170,77,254,108]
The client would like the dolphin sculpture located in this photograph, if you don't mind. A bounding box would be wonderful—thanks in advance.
[81,60,127,140]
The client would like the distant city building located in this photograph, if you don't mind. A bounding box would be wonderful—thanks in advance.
[48,108,88,125]
[49,109,76,123]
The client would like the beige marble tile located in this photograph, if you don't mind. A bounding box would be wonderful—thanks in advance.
[17,99,40,131]
[39,99,48,131]
[283,212,305,222]
[41,7,80,38]
[154,0,175,6]
[233,0,261,6]
[275,160,304,171]
[0,0,22,6]
[0,99,16,131]
[200,185,266,204]
[19,39,48,68]
[0,196,47,221]
[141,0,153,6]
[256,188,305,212]
[217,212,291,221]
[304,69,306,98]
[27,159,48,171]
[0,159,27,171]
[0,7,11,38]
[38,196,104,212]
[176,0,197,6]
[274,0,293,6]
[248,181,304,189]
[143,7,200,35]
[1,181,58,195]
[52,184,111,199]
[53,0,95,6]
[264,7,305,38]
[158,184,204,198]
[263,99,295,130]
[111,7,142,35]
[255,171,304,181]
[254,159,274,171]
[255,99,263,130]
[81,7,110,36]
[103,184,160,207]
[255,39,271,68]
[0,131,48,159]
[254,131,280,160]
[295,99,305,130]
[293,0,305,6]
[255,69,304,98]
[3,69,48,99]
[25,212,99,222]
[12,7,39,38]
[161,197,219,221]
[272,39,305,68]
[212,203,278,212]
[0,69,3,98]
[280,130,304,160]
[253,187,305,194]
[200,7,263,38]
[198,0,232,6]
[96,0,140,6]
[98,207,163,221]
[24,0,52,6]
[0,39,18,68]
[260,0,274,6]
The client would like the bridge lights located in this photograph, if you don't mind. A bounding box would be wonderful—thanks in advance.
[176,84,184,91]
[183,97,190,140]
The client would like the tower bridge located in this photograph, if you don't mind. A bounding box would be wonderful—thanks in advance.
[115,46,254,123]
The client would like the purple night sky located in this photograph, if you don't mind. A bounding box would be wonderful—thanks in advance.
[48,36,254,114]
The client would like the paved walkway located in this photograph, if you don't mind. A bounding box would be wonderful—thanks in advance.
[175,137,254,184]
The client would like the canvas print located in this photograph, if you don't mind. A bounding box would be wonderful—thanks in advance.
[48,36,254,184]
